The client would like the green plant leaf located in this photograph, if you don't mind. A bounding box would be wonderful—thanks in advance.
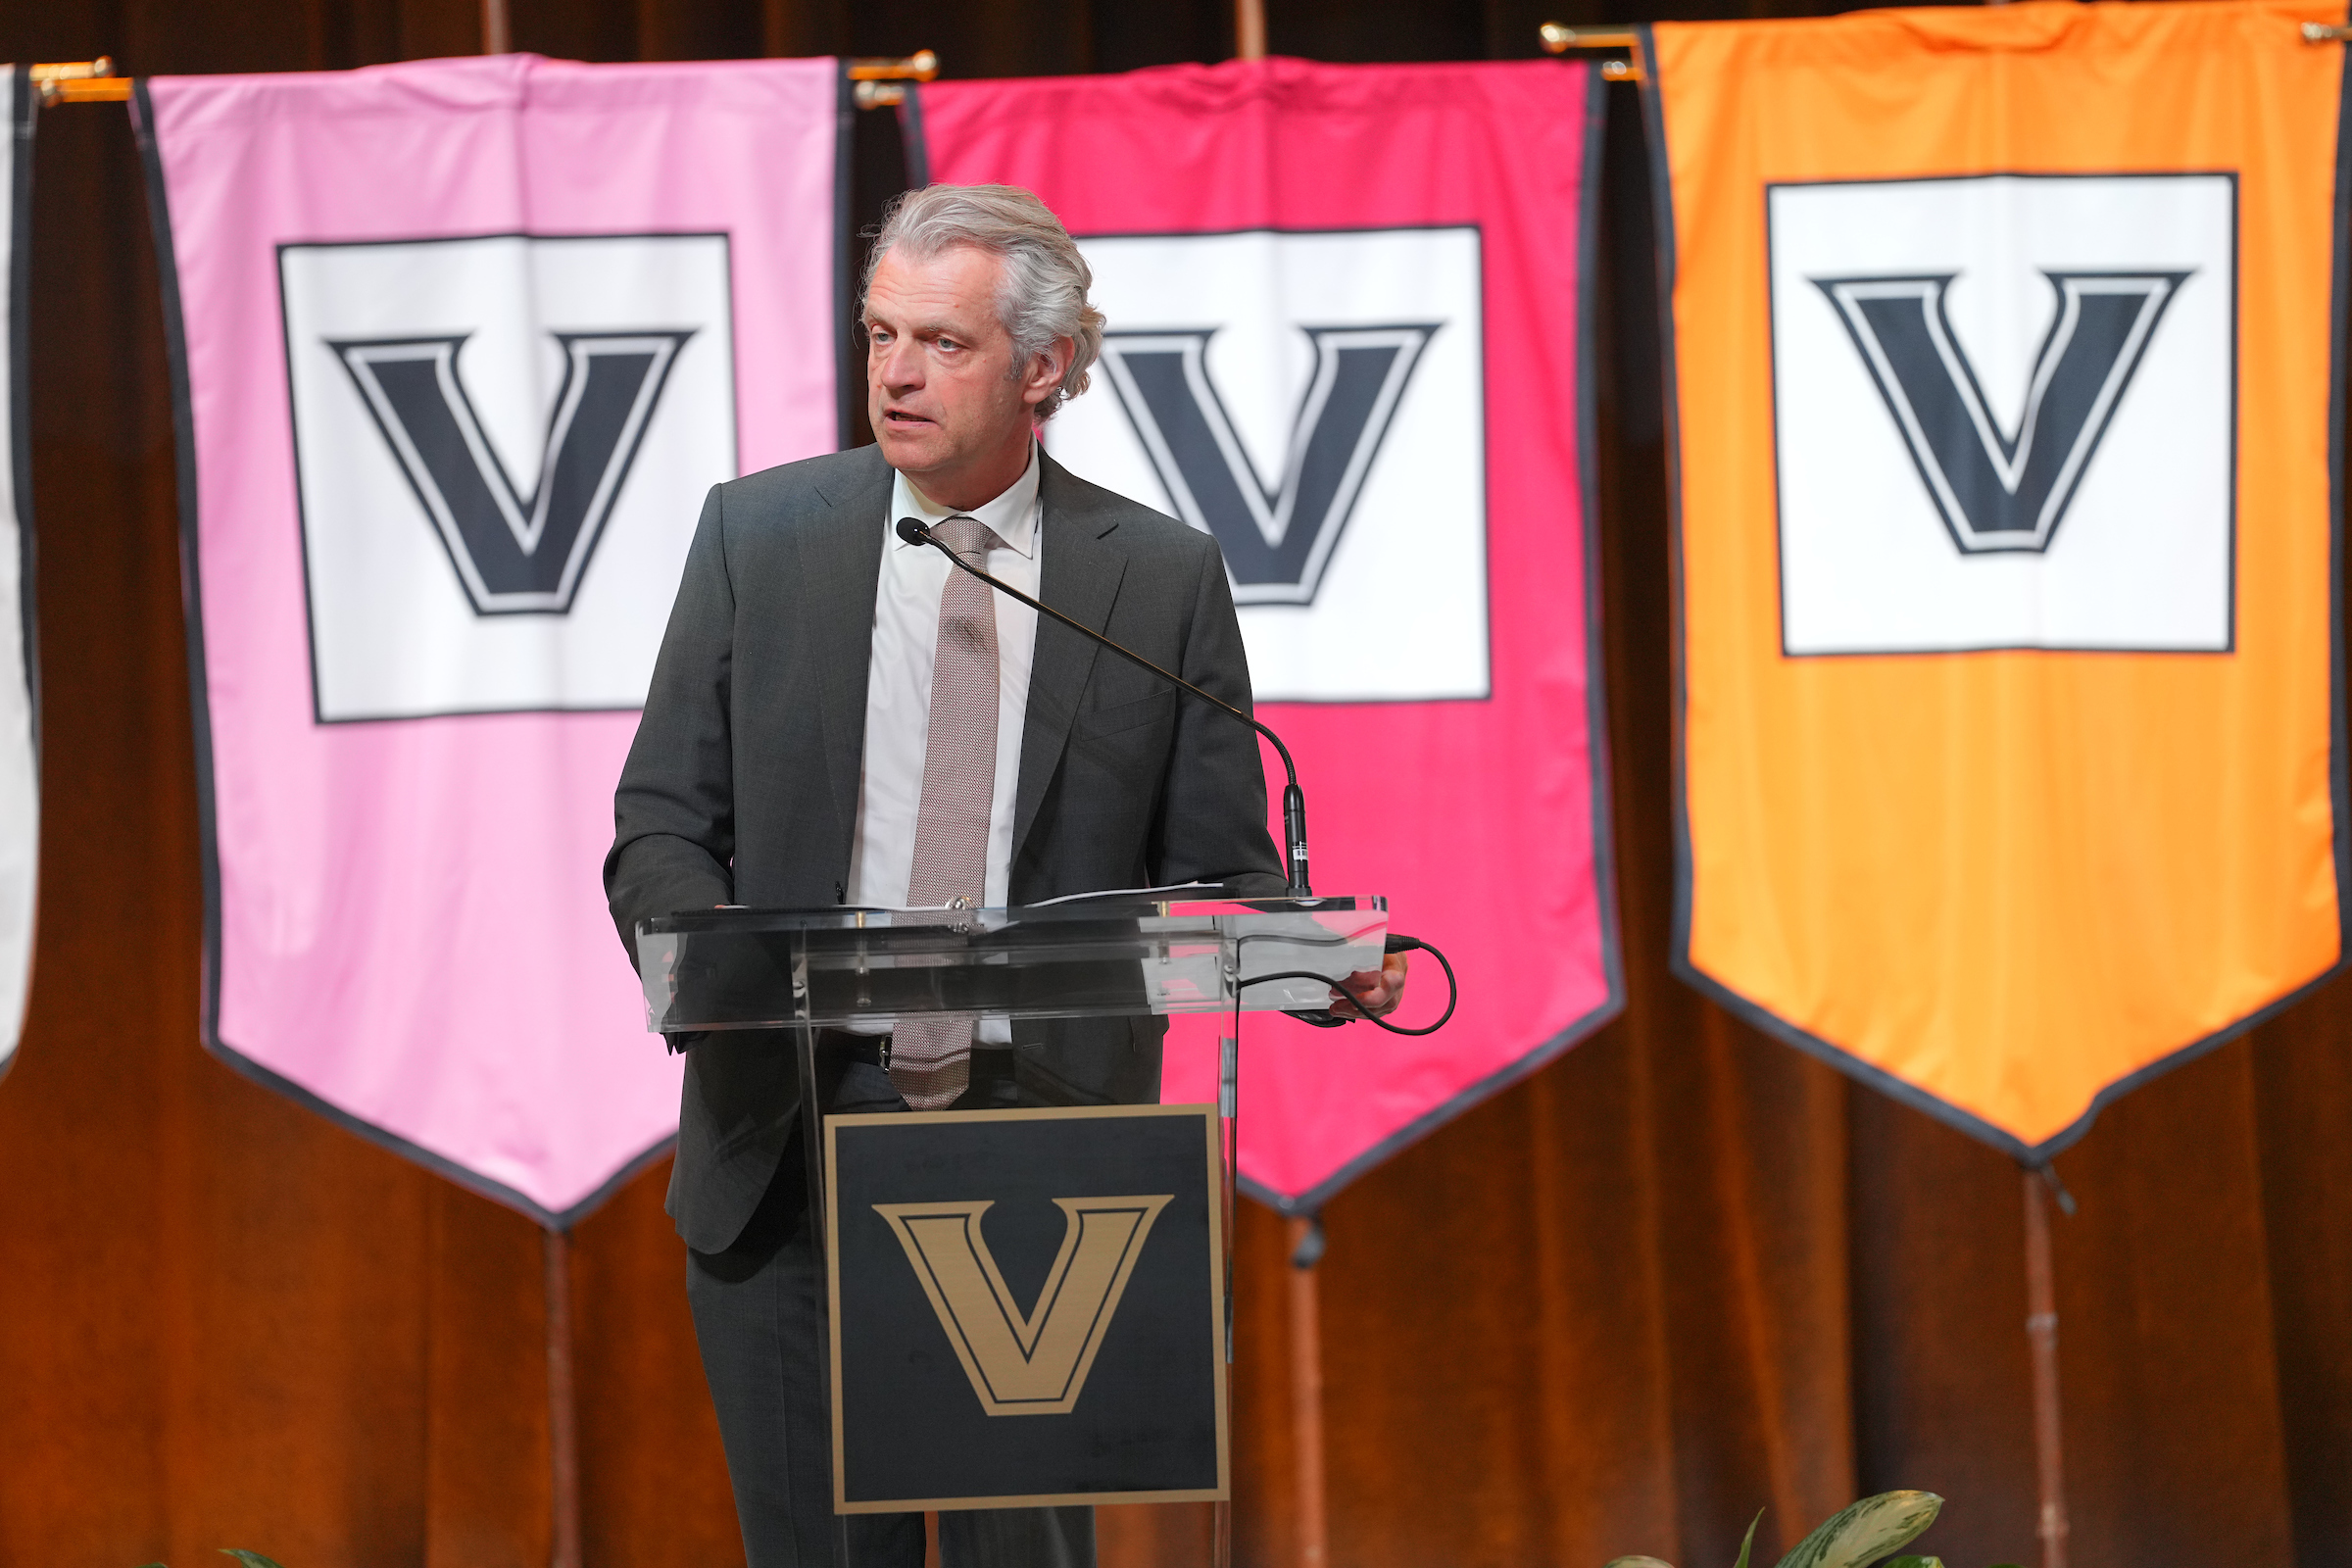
[1774,1492,1942,1568]
[1732,1509,1763,1568]
[1881,1558,1942,1568]
[218,1552,288,1568]
[1603,1558,1675,1568]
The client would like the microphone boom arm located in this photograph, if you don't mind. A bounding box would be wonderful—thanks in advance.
[901,516,1311,897]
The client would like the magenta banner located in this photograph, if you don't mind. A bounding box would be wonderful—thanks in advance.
[921,58,1619,1210]
[137,54,842,1224]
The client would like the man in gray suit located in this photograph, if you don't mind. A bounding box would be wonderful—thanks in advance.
[608,184,1403,1567]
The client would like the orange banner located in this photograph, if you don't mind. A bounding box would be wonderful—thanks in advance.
[1648,0,2348,1155]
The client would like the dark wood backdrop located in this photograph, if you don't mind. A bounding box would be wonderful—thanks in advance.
[1,1,2348,1565]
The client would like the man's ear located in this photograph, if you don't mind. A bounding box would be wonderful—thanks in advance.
[1020,335,1076,409]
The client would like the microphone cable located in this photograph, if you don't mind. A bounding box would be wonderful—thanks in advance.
[1241,932,1459,1037]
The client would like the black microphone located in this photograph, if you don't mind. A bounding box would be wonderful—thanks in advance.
[896,514,1312,898]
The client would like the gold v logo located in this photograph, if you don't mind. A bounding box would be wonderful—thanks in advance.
[875,1196,1174,1417]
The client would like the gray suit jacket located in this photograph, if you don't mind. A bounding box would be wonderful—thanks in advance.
[606,443,1286,1252]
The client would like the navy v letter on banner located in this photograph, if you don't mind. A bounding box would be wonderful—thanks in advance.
[331,329,694,613]
[1812,270,2189,553]
[1096,324,1436,604]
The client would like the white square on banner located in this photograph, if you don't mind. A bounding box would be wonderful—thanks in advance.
[1768,173,2235,655]
[280,232,737,720]
[1048,226,1489,702]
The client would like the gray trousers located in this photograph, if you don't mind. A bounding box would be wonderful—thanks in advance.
[685,1057,1096,1568]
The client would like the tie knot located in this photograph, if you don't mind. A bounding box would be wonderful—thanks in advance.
[932,514,1002,560]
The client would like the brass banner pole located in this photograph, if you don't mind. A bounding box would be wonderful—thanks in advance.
[1537,23,1645,83]
[1235,0,1268,61]
[848,51,939,111]
[544,1225,584,1568]
[480,0,512,56]
[2024,1169,2070,1568]
[29,60,130,105]
[1287,1216,1328,1568]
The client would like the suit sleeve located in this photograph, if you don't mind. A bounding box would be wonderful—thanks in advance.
[605,484,739,964]
[1151,535,1289,897]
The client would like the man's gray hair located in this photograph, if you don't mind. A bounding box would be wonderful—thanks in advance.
[864,183,1105,419]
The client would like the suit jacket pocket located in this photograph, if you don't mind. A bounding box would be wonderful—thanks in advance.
[1078,688,1177,737]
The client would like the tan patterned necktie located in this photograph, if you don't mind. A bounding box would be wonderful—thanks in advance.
[889,514,1004,1109]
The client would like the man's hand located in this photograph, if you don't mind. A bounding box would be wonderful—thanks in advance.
[1331,952,1408,1019]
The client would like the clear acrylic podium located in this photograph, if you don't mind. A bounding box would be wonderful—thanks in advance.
[635,894,1389,1566]
[636,894,1389,1034]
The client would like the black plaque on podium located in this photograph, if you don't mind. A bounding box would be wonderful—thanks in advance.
[825,1103,1229,1512]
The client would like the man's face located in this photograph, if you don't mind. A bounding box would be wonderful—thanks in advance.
[863,244,1054,492]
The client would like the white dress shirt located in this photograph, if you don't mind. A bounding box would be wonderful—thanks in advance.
[843,445,1043,1040]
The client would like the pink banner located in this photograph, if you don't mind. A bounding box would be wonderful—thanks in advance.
[922,58,1618,1210]
[138,54,840,1224]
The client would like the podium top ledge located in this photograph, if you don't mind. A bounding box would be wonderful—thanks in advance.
[639,892,1384,939]
[633,895,1391,1033]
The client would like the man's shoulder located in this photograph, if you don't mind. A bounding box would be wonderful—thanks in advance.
[712,445,892,528]
[1042,454,1214,564]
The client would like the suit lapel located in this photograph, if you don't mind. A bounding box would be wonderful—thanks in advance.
[802,449,894,834]
[1014,454,1129,866]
